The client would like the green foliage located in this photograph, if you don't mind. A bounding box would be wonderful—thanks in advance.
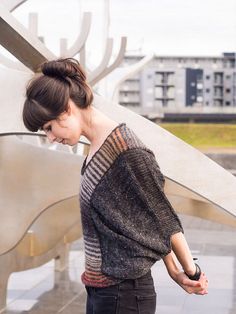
[159,123,236,148]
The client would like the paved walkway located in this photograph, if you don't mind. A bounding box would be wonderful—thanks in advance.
[3,214,236,314]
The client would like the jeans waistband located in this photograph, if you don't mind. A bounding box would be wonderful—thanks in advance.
[119,270,153,289]
[85,270,153,292]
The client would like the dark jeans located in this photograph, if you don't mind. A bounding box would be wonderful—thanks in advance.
[85,271,156,314]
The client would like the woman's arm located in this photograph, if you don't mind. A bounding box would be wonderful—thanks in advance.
[163,232,208,295]
[171,232,196,275]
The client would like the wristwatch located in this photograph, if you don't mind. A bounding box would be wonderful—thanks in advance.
[185,263,201,281]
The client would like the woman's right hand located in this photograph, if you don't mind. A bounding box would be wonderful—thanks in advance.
[174,271,209,295]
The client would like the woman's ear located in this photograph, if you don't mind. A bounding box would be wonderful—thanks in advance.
[58,109,70,121]
[66,101,72,115]
[58,101,72,121]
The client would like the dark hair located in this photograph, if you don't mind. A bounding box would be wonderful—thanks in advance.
[23,58,93,132]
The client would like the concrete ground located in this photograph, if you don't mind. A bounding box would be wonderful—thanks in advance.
[3,214,236,314]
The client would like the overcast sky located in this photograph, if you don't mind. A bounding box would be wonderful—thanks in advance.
[7,0,236,64]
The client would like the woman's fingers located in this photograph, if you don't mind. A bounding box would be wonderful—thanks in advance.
[182,277,202,287]
[182,278,209,294]
[176,271,209,295]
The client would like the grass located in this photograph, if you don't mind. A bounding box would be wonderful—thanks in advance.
[158,123,236,148]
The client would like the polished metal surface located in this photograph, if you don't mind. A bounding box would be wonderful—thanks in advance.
[105,53,155,100]
[88,37,113,84]
[2,0,27,12]
[89,36,127,86]
[0,136,84,311]
[0,136,83,255]
[62,12,92,58]
[0,3,55,71]
[0,67,32,133]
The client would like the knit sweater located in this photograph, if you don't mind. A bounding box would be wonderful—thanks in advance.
[79,123,183,287]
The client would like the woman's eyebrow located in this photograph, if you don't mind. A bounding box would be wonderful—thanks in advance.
[41,124,49,131]
[40,126,46,131]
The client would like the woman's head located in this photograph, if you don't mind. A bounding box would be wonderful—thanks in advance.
[23,58,93,132]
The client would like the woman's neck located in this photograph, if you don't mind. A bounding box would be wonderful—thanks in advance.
[81,106,118,152]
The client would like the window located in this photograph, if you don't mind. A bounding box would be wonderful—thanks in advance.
[197,96,203,102]
[225,101,231,106]
[205,101,209,106]
[191,82,195,87]
[147,88,153,94]
[225,75,231,79]
[206,75,210,80]
[206,88,210,93]
[226,88,231,93]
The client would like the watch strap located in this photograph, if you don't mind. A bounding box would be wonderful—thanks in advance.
[185,263,201,281]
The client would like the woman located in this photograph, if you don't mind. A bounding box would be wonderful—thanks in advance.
[23,58,208,314]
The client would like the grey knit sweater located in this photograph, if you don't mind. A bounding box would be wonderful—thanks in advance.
[79,123,183,287]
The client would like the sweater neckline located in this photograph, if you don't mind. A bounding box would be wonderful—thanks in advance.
[81,123,126,176]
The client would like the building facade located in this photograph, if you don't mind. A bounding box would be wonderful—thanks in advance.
[118,53,236,121]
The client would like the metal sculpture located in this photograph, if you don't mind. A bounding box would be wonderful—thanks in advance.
[88,37,114,84]
[0,1,236,311]
[101,52,155,100]
[61,12,91,58]
[0,3,55,70]
[89,36,127,86]
[2,0,27,12]
[0,135,84,310]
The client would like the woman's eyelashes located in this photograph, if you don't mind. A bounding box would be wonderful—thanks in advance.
[44,125,52,133]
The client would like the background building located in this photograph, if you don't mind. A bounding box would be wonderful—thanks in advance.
[119,52,236,122]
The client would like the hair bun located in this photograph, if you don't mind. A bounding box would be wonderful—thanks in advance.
[41,58,86,82]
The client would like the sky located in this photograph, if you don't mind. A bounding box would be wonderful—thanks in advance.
[3,0,236,65]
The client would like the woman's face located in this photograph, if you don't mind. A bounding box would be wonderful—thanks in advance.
[42,99,82,146]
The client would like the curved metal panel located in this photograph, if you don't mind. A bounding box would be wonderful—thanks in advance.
[16,196,82,256]
[92,36,127,86]
[88,37,113,85]
[0,52,31,71]
[2,0,27,12]
[0,4,55,71]
[64,12,92,57]
[167,195,236,227]
[60,38,68,57]
[0,136,83,255]
[100,53,154,100]
[0,67,32,134]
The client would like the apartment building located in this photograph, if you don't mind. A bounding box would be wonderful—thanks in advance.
[118,53,236,121]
